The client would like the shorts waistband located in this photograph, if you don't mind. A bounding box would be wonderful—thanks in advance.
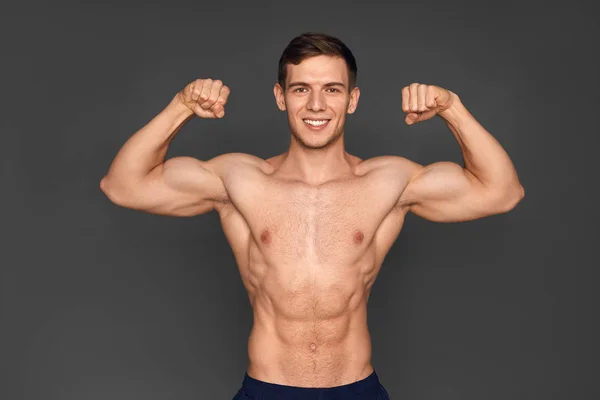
[241,369,381,400]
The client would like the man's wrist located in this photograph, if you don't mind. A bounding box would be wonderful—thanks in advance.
[169,94,195,119]
[438,92,468,127]
[156,95,195,136]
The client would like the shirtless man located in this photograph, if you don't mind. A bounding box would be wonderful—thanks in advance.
[100,32,524,399]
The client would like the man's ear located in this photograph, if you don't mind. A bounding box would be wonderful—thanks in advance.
[274,83,286,111]
[347,86,360,114]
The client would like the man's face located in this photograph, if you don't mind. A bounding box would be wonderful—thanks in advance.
[274,55,360,150]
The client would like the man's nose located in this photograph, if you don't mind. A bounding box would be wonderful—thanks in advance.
[307,91,326,112]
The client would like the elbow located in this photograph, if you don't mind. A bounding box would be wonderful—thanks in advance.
[496,184,525,214]
[512,183,525,207]
[100,176,118,203]
[99,176,109,195]
[100,176,130,206]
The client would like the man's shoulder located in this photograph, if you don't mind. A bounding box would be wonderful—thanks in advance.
[356,155,422,177]
[214,152,274,173]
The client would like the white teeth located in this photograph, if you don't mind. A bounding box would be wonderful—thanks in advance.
[304,119,328,126]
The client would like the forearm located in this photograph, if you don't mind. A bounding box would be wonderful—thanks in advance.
[102,95,194,188]
[439,92,523,195]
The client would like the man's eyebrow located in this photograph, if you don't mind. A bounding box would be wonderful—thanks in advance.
[288,81,346,88]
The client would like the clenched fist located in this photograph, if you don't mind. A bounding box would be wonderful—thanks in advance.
[178,78,230,119]
[401,83,454,125]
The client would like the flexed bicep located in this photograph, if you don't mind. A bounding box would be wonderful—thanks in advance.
[113,155,231,217]
[399,161,509,222]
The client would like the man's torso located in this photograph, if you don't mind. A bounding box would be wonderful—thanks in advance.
[213,152,412,387]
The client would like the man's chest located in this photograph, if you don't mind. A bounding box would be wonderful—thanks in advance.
[220,170,405,263]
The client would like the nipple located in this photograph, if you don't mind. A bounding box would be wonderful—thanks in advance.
[353,230,364,244]
[260,229,271,245]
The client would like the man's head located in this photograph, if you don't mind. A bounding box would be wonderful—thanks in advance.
[274,33,360,150]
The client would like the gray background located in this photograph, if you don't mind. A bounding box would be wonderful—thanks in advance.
[2,0,598,399]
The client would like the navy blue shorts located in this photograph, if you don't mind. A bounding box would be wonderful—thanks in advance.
[232,369,390,400]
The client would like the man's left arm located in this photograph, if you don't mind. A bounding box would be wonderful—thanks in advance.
[397,83,525,222]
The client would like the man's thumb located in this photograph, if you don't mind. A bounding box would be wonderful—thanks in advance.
[405,113,419,125]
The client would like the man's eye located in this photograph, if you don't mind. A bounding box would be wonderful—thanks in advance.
[293,88,339,93]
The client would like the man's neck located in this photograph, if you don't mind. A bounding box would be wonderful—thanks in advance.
[278,139,353,185]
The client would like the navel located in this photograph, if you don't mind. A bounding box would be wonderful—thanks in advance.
[310,342,317,352]
[353,230,364,244]
[260,229,271,245]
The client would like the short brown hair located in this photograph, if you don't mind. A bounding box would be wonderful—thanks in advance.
[278,32,358,92]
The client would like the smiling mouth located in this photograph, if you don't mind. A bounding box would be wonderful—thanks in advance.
[303,119,331,128]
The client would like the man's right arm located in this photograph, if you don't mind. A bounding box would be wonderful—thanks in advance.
[100,79,232,216]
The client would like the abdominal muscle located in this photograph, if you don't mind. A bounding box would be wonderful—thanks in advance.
[243,248,378,387]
